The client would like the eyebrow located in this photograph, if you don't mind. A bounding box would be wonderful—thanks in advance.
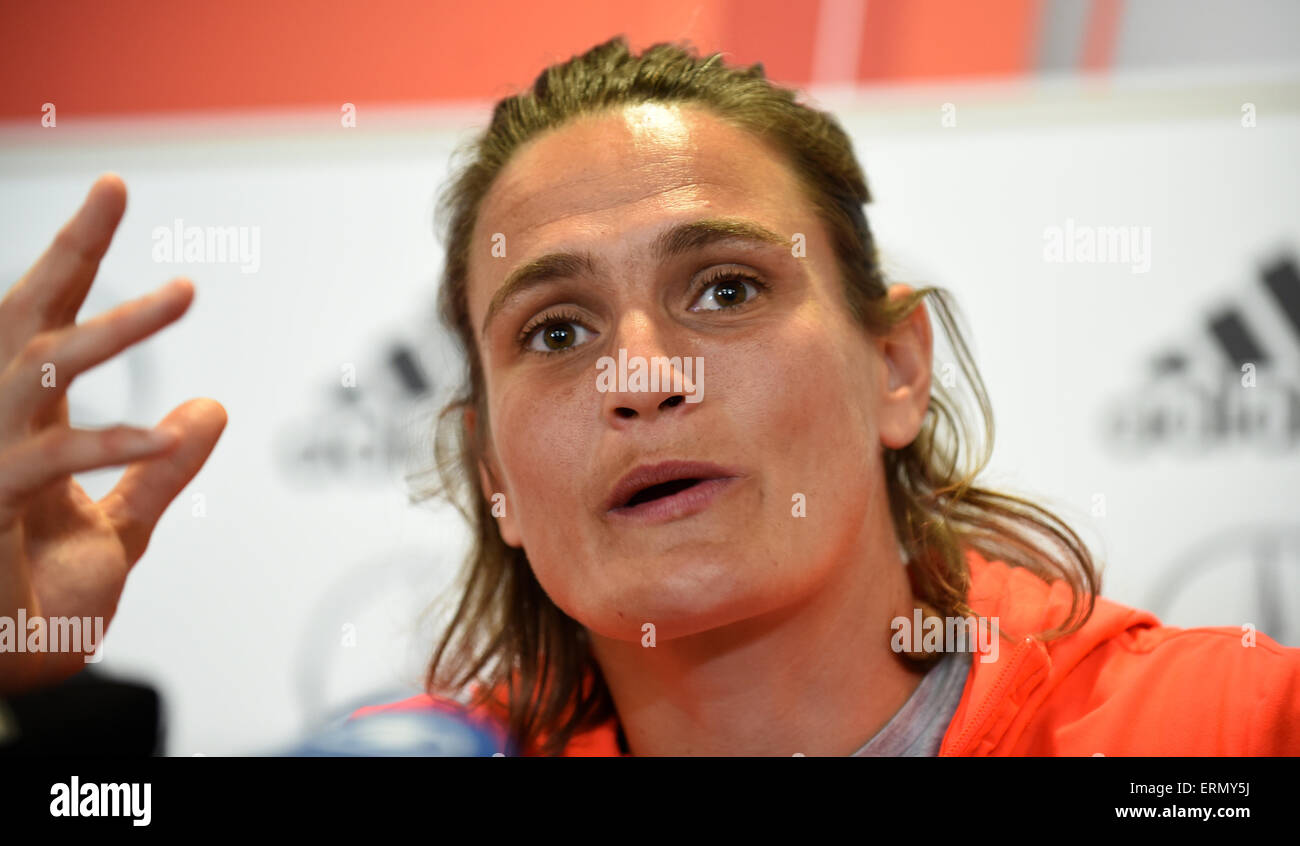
[480,217,788,340]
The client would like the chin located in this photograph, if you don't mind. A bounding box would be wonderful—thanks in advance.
[576,555,796,643]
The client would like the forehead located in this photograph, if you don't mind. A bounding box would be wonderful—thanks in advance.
[468,102,813,304]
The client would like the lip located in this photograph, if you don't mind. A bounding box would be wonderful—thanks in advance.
[603,460,744,525]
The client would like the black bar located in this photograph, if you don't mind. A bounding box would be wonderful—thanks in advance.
[0,755,1288,832]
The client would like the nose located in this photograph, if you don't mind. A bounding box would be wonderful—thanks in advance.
[599,311,703,426]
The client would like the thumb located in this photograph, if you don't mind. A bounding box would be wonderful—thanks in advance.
[100,397,227,566]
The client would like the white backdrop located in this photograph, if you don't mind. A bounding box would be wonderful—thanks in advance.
[1,71,1297,754]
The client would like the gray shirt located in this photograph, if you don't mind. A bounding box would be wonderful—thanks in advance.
[850,650,971,756]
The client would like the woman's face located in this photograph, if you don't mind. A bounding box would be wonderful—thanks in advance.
[465,102,930,641]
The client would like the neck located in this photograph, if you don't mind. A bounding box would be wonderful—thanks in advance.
[587,512,924,757]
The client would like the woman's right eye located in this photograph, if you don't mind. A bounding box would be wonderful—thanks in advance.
[522,316,596,354]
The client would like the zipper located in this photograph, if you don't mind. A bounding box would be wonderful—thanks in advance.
[946,636,1038,756]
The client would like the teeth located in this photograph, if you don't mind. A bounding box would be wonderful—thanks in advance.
[625,478,702,508]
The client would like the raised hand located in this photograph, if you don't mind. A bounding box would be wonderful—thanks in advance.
[0,173,227,694]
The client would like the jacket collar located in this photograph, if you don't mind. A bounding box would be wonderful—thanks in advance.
[939,548,1158,755]
[938,549,1056,755]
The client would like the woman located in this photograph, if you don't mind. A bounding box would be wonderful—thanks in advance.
[2,37,1296,756]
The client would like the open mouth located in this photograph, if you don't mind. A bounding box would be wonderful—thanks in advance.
[603,460,743,524]
[621,477,706,508]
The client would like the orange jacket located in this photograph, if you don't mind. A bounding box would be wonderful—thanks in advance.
[352,549,1300,755]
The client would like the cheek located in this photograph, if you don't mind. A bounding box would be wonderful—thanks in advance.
[490,373,593,530]
[717,302,881,562]
[726,304,877,467]
[488,373,613,622]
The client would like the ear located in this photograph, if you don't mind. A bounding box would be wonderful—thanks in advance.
[875,284,933,450]
[464,405,523,548]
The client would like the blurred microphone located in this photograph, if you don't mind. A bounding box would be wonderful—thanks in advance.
[0,671,161,755]
[276,706,516,757]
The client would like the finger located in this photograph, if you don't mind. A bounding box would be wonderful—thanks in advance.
[0,278,194,437]
[100,398,227,566]
[0,174,127,354]
[0,424,179,531]
[29,383,68,434]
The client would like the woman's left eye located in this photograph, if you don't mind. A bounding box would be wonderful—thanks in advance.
[689,273,762,312]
